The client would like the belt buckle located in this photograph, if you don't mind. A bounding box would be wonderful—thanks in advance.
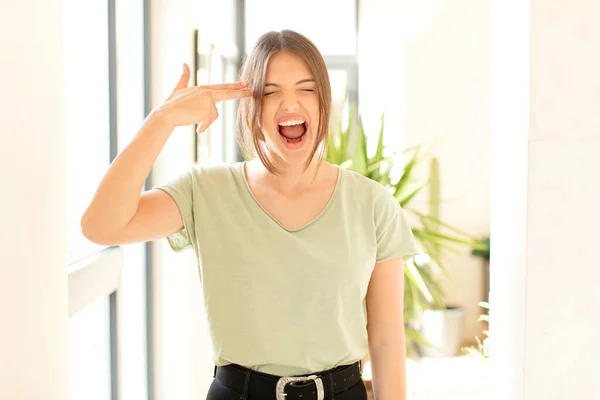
[275,374,324,400]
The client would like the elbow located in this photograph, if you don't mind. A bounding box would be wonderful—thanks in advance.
[80,214,111,246]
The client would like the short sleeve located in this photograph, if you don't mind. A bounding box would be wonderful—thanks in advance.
[154,168,197,254]
[375,192,421,263]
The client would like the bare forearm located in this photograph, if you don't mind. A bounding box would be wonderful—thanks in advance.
[81,108,174,237]
[369,339,407,400]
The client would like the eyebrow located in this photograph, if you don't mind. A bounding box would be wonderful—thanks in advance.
[264,79,316,87]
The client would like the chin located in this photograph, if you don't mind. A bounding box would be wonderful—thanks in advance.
[265,128,320,167]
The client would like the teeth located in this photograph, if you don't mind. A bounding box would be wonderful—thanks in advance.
[278,120,305,126]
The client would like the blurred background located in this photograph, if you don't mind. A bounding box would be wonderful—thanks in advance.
[2,0,600,399]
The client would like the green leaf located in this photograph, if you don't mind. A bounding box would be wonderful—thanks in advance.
[366,155,395,174]
[461,346,485,359]
[405,328,435,347]
[397,181,428,207]
[407,209,478,240]
[374,113,385,162]
[405,261,434,304]
[414,229,482,247]
[393,149,421,198]
[340,105,356,162]
[350,116,368,175]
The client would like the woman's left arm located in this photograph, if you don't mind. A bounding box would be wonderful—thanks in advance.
[366,256,407,400]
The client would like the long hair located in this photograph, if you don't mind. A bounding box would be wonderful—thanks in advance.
[236,30,332,175]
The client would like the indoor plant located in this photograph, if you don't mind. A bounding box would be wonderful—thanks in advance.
[413,156,467,357]
[461,301,490,359]
[325,105,484,358]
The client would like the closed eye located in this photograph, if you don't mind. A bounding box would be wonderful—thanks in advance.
[264,89,314,96]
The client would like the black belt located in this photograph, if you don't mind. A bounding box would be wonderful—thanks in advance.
[213,361,362,399]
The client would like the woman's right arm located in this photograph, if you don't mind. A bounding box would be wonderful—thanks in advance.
[80,63,252,246]
[80,109,181,246]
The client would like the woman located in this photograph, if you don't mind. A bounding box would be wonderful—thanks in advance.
[81,30,419,400]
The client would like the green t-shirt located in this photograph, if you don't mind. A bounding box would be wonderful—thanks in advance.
[155,161,420,376]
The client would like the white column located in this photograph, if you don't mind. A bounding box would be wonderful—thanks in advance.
[0,1,69,399]
[489,0,529,398]
[490,0,600,398]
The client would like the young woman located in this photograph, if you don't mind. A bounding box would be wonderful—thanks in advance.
[82,30,419,400]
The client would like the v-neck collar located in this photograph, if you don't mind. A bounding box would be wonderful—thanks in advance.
[238,160,343,232]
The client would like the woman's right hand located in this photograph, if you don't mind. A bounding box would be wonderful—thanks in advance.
[156,63,253,134]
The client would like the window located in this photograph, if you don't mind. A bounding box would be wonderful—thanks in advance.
[65,1,147,400]
[244,0,359,129]
[65,0,111,267]
[245,0,357,56]
[194,0,241,162]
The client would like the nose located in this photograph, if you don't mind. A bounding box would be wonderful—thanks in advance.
[281,90,299,112]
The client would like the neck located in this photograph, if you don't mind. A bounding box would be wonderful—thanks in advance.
[256,155,324,196]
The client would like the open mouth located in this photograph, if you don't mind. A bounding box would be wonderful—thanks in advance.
[277,121,307,144]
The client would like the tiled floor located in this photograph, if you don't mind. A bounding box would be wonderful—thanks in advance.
[363,356,489,399]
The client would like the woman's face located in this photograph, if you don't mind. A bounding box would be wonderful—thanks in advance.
[259,51,320,166]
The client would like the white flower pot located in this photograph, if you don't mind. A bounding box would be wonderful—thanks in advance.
[418,306,466,357]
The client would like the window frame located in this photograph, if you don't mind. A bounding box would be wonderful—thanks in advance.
[66,1,151,399]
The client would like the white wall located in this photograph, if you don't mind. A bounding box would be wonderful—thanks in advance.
[0,1,69,399]
[359,0,491,344]
[490,0,600,398]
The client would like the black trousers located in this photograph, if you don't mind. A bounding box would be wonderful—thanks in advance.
[206,364,368,400]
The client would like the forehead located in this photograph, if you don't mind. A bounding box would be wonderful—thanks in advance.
[265,51,313,82]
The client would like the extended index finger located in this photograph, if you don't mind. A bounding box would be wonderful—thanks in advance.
[201,81,247,90]
[212,88,254,102]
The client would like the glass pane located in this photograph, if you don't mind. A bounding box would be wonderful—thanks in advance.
[65,0,111,266]
[69,295,111,400]
[245,0,356,55]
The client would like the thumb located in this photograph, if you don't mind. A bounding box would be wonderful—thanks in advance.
[172,63,191,93]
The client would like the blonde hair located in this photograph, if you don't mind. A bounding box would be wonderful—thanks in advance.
[236,30,332,175]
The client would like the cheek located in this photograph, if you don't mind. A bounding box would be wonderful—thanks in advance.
[309,108,320,130]
[306,97,320,120]
[260,106,275,131]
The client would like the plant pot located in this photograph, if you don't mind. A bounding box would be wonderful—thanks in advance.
[418,306,466,357]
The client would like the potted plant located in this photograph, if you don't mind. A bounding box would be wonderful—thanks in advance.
[412,156,468,358]
[461,301,490,359]
[459,236,491,360]
[325,105,482,359]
